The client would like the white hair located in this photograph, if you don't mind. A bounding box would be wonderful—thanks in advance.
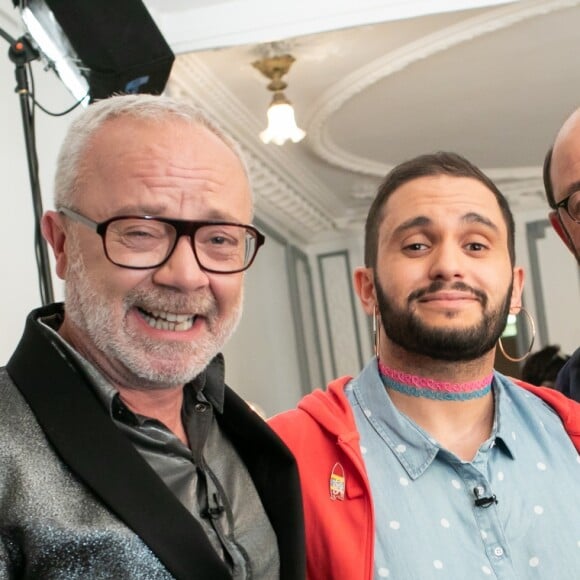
[54,93,250,208]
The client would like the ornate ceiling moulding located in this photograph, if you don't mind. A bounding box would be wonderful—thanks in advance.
[167,54,339,243]
[306,0,580,181]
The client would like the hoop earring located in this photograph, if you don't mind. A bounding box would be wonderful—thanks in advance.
[373,306,381,359]
[498,306,536,362]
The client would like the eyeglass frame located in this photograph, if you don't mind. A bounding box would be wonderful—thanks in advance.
[551,189,580,223]
[59,207,266,273]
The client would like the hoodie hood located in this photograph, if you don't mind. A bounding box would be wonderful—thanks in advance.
[295,376,358,438]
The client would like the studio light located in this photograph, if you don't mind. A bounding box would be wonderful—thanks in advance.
[253,54,305,146]
[13,0,175,103]
[20,0,89,103]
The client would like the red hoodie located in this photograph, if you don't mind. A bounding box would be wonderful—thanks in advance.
[270,377,580,580]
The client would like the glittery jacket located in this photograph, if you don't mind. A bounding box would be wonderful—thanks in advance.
[269,372,580,580]
[0,304,305,580]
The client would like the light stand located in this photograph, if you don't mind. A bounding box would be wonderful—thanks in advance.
[4,30,54,305]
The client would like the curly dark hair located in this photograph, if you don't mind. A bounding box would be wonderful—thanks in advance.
[521,345,570,387]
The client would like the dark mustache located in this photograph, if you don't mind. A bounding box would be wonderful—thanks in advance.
[408,280,487,305]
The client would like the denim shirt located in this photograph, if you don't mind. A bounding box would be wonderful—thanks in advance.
[346,359,580,579]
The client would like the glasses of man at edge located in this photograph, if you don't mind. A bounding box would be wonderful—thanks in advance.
[553,189,580,223]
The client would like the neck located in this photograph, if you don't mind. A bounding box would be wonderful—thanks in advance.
[118,386,188,445]
[59,317,189,445]
[379,337,496,382]
[378,341,496,461]
[379,361,493,401]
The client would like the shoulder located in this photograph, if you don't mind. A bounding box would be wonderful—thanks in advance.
[504,373,580,451]
[269,377,356,449]
[0,368,30,418]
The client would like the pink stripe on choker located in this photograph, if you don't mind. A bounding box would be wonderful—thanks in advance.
[378,360,493,400]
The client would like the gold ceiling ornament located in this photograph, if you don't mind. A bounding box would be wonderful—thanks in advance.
[252,54,305,146]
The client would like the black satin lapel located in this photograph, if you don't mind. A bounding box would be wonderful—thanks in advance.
[7,309,230,580]
[220,388,306,580]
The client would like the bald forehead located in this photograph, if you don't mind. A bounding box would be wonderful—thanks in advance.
[551,108,580,198]
[554,109,580,150]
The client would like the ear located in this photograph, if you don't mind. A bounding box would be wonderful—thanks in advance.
[549,210,575,254]
[509,266,525,312]
[353,267,377,316]
[41,210,68,280]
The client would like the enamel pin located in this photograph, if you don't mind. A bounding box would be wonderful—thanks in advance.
[329,462,345,501]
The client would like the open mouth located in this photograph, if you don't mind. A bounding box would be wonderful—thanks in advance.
[137,307,197,331]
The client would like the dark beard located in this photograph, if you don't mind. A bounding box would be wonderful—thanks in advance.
[375,277,512,362]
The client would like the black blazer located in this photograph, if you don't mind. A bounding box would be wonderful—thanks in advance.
[7,303,305,579]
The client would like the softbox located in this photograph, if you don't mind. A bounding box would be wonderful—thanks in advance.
[14,0,175,101]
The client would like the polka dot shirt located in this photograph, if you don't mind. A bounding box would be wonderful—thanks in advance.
[345,361,580,579]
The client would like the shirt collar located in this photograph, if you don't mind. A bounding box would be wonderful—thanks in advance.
[351,360,516,480]
[491,372,520,461]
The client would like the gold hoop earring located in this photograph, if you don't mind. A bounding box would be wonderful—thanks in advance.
[498,306,536,362]
[373,306,381,359]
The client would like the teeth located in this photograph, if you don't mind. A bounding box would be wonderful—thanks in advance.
[140,309,195,331]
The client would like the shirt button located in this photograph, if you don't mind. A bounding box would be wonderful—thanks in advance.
[494,547,504,557]
[194,403,209,413]
[476,486,485,496]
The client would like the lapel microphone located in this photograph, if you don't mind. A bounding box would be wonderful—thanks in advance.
[473,486,498,508]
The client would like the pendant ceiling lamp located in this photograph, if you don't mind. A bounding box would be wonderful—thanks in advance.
[252,54,305,146]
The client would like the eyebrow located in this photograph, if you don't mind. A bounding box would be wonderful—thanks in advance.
[563,180,580,199]
[393,216,431,236]
[462,211,498,232]
[392,212,499,236]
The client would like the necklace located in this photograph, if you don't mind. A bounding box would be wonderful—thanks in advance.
[378,360,493,401]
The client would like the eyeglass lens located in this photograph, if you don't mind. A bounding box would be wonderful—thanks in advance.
[564,190,580,222]
[105,218,257,271]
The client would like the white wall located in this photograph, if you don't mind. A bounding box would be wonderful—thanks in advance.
[515,207,580,357]
[222,233,304,417]
[0,11,75,364]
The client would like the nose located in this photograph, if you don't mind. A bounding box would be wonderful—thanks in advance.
[151,235,210,291]
[428,240,464,281]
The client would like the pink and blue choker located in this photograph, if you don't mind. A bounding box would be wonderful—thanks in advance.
[378,360,493,401]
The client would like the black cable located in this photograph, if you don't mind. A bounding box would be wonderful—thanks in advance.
[32,92,88,116]
[2,25,88,116]
[25,40,88,116]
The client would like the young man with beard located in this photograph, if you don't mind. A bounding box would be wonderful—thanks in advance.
[543,108,580,402]
[0,95,304,580]
[270,152,580,580]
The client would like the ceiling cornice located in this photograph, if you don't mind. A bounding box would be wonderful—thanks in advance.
[306,0,580,182]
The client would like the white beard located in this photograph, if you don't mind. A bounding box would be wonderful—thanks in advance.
[64,237,242,389]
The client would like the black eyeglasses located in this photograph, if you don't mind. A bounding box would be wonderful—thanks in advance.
[60,207,265,273]
[553,190,580,223]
